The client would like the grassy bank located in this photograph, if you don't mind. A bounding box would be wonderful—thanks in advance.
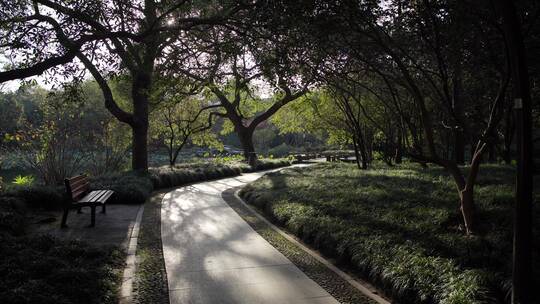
[239,162,540,304]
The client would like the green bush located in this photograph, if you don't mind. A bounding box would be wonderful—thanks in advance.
[3,185,66,210]
[0,234,122,304]
[91,171,154,205]
[240,163,540,304]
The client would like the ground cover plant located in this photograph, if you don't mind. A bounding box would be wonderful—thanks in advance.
[0,233,123,304]
[239,162,540,304]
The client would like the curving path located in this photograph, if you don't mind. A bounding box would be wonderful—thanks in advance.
[161,168,340,304]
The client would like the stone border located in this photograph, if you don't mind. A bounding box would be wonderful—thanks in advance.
[119,204,145,304]
[232,189,390,304]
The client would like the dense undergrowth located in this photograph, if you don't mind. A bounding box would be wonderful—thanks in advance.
[239,162,540,304]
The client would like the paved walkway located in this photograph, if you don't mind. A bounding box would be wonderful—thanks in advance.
[30,204,142,248]
[161,169,340,304]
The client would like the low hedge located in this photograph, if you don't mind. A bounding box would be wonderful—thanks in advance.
[149,163,242,189]
[239,163,540,304]
[149,159,291,189]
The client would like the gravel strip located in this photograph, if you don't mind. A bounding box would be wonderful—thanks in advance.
[222,187,378,304]
[132,190,170,304]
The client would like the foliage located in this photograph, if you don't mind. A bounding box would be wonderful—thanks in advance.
[3,185,66,210]
[0,234,123,304]
[150,85,223,166]
[12,175,34,186]
[0,196,26,236]
[240,163,540,303]
[90,171,154,205]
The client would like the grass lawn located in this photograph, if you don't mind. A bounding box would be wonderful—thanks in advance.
[239,162,540,304]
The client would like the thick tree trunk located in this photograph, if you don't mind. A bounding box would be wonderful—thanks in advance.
[238,128,257,167]
[499,0,534,302]
[131,72,151,171]
[132,124,148,171]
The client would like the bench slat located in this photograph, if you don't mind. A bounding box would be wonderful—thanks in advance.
[89,190,111,203]
[95,191,114,203]
[67,175,87,184]
[71,189,88,200]
[80,190,105,203]
[70,178,89,190]
[71,182,90,195]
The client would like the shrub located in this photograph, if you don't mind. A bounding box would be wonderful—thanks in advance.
[4,185,66,210]
[91,171,154,205]
[149,163,242,189]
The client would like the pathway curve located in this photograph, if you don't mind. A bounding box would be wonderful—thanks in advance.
[161,168,340,304]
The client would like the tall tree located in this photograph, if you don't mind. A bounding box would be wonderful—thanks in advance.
[1,0,246,171]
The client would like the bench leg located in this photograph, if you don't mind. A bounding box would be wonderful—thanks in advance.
[61,208,69,228]
[90,206,96,227]
[101,204,106,214]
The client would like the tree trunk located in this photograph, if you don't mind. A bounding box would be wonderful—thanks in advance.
[446,163,474,234]
[499,0,534,302]
[503,108,515,164]
[238,128,257,167]
[131,72,151,171]
[132,124,148,171]
[454,130,465,165]
[488,142,496,163]
[459,187,475,234]
[354,130,368,169]
[395,131,403,164]
[352,136,362,170]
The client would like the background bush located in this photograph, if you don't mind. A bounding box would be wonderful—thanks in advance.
[239,162,540,304]
[90,171,154,205]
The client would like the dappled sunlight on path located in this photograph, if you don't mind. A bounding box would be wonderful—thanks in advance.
[161,168,338,304]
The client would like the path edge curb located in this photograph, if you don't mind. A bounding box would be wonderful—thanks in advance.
[232,189,390,304]
[119,204,145,304]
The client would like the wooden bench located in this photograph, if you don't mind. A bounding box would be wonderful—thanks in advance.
[61,174,114,228]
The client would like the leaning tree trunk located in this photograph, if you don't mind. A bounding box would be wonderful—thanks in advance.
[446,162,475,234]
